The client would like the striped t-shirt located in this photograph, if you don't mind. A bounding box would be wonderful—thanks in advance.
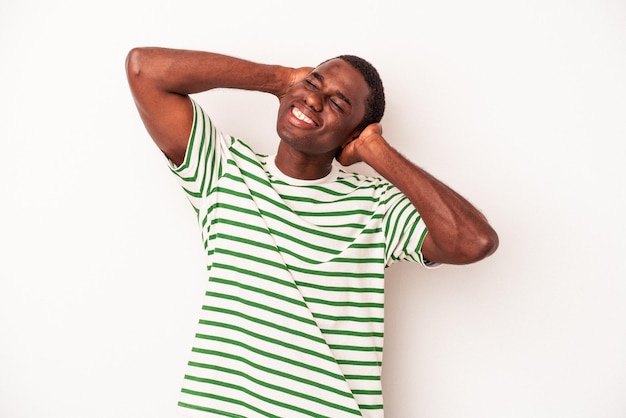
[170,100,430,417]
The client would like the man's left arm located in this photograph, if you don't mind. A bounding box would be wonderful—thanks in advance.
[338,124,499,265]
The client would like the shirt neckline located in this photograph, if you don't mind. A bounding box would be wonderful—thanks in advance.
[266,154,340,186]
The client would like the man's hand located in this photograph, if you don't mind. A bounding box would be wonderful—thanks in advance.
[276,66,314,100]
[336,123,383,167]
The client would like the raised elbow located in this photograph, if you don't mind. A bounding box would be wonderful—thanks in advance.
[447,228,499,265]
[425,226,499,265]
[475,229,499,261]
[462,227,499,264]
[125,47,146,80]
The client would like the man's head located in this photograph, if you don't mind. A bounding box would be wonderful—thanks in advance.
[332,54,385,132]
[276,55,385,158]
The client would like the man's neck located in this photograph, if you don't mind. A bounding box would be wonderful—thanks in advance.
[274,142,336,180]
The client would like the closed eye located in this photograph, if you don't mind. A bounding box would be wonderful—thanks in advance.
[307,72,348,113]
[330,99,345,112]
[305,79,319,89]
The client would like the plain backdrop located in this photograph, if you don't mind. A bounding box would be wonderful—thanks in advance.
[1,1,625,417]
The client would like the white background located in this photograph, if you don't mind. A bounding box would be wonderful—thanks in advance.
[1,1,625,417]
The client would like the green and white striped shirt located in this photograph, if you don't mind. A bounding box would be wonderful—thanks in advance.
[171,100,430,417]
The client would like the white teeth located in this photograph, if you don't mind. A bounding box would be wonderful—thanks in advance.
[292,107,313,124]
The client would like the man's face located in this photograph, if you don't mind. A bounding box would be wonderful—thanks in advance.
[276,59,369,156]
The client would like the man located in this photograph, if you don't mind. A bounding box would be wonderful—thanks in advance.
[126,47,498,417]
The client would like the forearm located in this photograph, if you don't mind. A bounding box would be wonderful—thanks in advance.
[363,138,498,264]
[127,47,293,97]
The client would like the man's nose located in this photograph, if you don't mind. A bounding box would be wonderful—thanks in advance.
[304,93,323,112]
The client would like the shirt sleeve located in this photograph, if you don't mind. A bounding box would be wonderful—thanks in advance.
[167,100,233,214]
[382,183,438,268]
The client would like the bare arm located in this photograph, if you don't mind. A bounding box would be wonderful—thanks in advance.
[338,124,499,265]
[125,47,304,166]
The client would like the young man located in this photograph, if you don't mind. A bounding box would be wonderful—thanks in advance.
[126,47,498,417]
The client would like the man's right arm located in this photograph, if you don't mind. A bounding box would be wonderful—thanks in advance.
[125,47,299,166]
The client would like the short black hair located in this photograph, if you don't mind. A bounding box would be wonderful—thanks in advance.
[335,54,385,131]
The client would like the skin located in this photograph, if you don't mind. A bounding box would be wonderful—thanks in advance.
[273,59,367,180]
[126,47,499,265]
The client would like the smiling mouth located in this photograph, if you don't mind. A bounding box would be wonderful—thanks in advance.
[292,107,315,126]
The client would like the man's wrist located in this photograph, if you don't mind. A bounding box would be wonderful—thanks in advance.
[263,65,294,97]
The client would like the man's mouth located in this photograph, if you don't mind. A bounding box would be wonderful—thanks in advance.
[292,107,315,126]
